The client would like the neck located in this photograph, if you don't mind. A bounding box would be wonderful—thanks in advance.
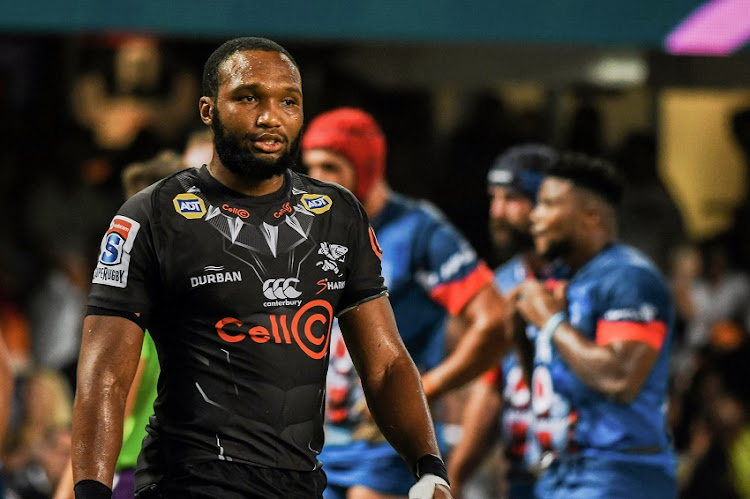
[207,159,285,197]
[363,180,390,218]
[566,231,613,273]
[522,250,547,277]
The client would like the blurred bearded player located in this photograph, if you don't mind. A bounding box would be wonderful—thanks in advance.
[449,144,567,499]
[511,153,677,498]
[302,107,510,499]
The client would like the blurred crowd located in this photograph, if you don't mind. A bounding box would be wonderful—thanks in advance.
[1,33,750,498]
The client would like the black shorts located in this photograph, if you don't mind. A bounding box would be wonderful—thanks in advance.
[134,460,327,499]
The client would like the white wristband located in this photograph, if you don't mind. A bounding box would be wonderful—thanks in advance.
[536,311,566,363]
[408,474,450,499]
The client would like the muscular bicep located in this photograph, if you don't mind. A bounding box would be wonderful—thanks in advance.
[606,339,660,402]
[337,295,409,380]
[77,315,144,400]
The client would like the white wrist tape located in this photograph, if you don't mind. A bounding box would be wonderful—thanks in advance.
[408,474,450,499]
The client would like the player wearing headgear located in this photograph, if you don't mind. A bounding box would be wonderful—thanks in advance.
[510,153,676,498]
[302,108,510,499]
[448,144,572,499]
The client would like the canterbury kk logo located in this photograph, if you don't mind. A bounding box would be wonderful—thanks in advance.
[263,278,302,300]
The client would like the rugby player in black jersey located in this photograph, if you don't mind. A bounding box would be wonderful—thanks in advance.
[71,38,457,499]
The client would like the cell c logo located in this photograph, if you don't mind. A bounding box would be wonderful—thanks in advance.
[214,299,334,360]
[292,300,334,359]
[263,278,302,300]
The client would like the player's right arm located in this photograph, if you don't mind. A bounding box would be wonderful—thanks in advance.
[72,315,144,494]
[58,337,148,499]
[446,373,502,498]
[72,187,159,497]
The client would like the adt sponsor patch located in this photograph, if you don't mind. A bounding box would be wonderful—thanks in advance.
[301,194,332,214]
[93,216,141,288]
[173,193,206,219]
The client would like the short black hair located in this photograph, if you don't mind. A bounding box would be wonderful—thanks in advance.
[202,37,299,99]
[546,152,624,206]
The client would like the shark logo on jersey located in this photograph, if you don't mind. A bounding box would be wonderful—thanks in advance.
[173,193,206,219]
[92,216,141,288]
[316,242,348,276]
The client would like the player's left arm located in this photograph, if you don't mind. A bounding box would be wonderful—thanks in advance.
[339,295,452,498]
[512,273,670,404]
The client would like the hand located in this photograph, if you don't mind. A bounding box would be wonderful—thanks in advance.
[434,484,453,498]
[409,475,453,498]
[509,280,567,329]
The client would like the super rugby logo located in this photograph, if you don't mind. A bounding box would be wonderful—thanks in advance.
[99,217,132,265]
[93,216,141,288]
[215,300,334,359]
[262,278,302,307]
[301,194,332,214]
[173,193,206,219]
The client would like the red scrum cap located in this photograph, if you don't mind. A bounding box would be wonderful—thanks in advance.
[302,108,386,201]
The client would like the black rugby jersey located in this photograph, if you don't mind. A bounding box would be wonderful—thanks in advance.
[88,166,386,478]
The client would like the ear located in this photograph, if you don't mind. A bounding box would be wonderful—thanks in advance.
[582,200,605,229]
[199,96,213,126]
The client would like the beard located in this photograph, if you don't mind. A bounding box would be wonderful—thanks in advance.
[489,220,535,264]
[212,108,300,181]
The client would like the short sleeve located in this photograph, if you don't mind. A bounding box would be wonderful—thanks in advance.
[413,216,494,315]
[87,188,159,319]
[337,196,387,314]
[595,267,672,351]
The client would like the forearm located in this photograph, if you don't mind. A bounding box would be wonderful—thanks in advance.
[72,379,129,487]
[423,317,506,400]
[72,316,144,488]
[362,354,441,468]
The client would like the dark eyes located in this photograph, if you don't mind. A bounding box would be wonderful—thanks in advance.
[239,96,298,106]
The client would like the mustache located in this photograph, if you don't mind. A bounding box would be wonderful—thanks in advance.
[490,219,515,231]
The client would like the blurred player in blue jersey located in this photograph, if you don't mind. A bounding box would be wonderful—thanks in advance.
[302,108,510,499]
[510,153,677,498]
[448,144,565,499]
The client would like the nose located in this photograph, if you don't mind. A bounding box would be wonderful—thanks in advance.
[256,102,281,128]
[489,196,507,219]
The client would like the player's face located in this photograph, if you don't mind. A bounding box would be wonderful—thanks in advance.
[488,185,534,259]
[531,178,579,260]
[303,149,357,194]
[205,50,303,180]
